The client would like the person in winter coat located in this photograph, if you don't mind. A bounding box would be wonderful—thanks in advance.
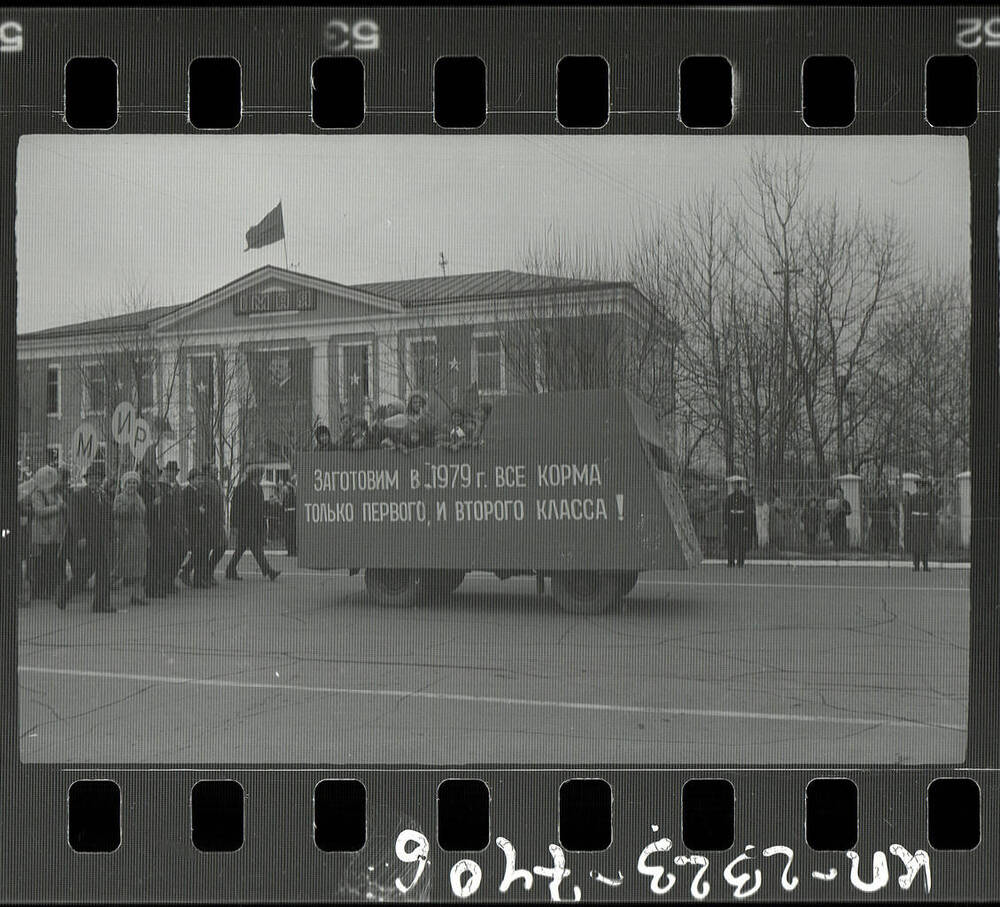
[180,468,212,588]
[908,477,937,572]
[112,471,149,607]
[827,486,852,552]
[724,481,752,568]
[29,465,67,600]
[405,391,435,448]
[802,497,822,554]
[17,476,36,606]
[146,466,181,596]
[201,463,228,580]
[226,468,280,581]
[57,461,116,613]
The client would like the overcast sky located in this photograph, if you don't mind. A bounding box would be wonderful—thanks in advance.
[16,134,969,334]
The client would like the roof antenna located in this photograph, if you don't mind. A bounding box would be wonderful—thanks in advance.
[438,251,448,277]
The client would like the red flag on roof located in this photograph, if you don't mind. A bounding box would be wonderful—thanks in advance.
[244,202,284,251]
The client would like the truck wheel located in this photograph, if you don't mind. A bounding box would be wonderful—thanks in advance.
[364,568,420,607]
[550,571,618,615]
[609,570,640,599]
[419,570,466,597]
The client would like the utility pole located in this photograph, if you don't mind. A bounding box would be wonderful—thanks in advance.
[438,251,448,277]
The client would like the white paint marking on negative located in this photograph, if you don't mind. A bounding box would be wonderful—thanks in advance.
[17,666,966,733]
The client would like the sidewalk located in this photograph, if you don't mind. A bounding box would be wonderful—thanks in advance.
[259,549,970,570]
[701,557,969,569]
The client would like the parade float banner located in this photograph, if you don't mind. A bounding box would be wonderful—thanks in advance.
[297,390,702,571]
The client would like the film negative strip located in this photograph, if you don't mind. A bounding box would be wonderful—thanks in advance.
[3,4,998,903]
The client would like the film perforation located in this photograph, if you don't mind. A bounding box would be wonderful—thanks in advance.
[190,779,244,852]
[311,56,366,130]
[925,55,979,128]
[66,778,120,853]
[187,56,242,130]
[433,56,487,130]
[63,56,117,131]
[805,778,859,851]
[314,778,367,852]
[436,777,491,851]
[678,56,734,129]
[681,778,736,852]
[801,55,856,129]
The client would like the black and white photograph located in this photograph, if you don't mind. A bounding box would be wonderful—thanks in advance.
[15,134,970,764]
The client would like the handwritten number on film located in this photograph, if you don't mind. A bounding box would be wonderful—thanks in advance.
[390,829,931,899]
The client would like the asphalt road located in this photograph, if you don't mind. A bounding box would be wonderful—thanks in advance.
[17,560,968,764]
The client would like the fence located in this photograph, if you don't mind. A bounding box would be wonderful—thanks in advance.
[683,475,970,562]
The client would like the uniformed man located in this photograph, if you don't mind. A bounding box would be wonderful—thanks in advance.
[56,461,116,613]
[724,478,752,568]
[908,476,936,572]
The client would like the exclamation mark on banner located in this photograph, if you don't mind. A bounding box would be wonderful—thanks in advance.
[616,494,624,520]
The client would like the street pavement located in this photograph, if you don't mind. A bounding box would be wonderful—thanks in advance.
[17,559,968,764]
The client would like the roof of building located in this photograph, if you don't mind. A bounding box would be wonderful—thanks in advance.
[354,269,628,305]
[19,303,187,341]
[18,266,631,341]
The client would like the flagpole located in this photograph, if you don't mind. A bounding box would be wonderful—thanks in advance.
[279,197,289,270]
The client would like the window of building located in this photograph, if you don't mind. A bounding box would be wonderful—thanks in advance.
[46,365,61,416]
[45,444,62,467]
[407,337,438,390]
[472,333,505,394]
[341,343,372,399]
[188,355,216,412]
[82,363,106,413]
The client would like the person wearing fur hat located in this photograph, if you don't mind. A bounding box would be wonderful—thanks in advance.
[29,465,67,600]
[57,461,116,613]
[112,471,149,607]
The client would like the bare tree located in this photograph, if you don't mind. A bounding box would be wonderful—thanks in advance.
[76,285,189,478]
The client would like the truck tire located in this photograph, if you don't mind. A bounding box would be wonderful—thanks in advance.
[419,570,466,597]
[364,568,421,607]
[609,570,640,599]
[550,571,619,615]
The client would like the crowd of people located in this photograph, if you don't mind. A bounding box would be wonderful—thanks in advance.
[312,391,492,454]
[700,476,940,570]
[16,459,283,614]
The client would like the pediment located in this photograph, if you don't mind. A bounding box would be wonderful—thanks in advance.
[152,266,402,335]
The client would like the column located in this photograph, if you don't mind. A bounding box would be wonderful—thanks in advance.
[221,349,242,485]
[311,339,331,430]
[836,474,862,547]
[957,470,971,550]
[159,344,182,467]
[375,330,399,405]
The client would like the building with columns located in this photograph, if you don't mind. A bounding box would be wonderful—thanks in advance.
[17,265,675,484]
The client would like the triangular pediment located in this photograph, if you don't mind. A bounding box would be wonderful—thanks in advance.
[152,266,403,335]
